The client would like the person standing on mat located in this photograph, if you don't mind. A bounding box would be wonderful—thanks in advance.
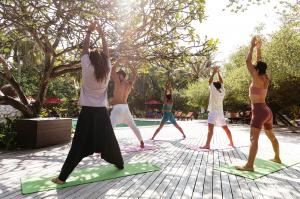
[200,66,234,149]
[52,21,124,184]
[110,58,145,148]
[151,81,186,140]
[236,37,281,172]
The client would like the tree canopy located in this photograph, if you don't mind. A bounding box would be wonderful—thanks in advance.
[0,0,217,117]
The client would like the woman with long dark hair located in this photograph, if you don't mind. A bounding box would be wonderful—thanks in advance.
[236,37,281,172]
[151,81,186,140]
[52,22,123,184]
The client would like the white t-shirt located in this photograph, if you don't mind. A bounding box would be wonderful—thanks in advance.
[78,54,112,107]
[207,83,225,112]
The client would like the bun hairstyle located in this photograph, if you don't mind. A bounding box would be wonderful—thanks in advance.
[255,61,267,76]
[89,50,109,82]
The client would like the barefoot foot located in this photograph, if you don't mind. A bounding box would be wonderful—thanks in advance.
[199,146,210,150]
[270,158,282,164]
[51,178,65,184]
[235,165,254,172]
[228,143,235,148]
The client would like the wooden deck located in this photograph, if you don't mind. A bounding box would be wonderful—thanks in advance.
[1,120,300,199]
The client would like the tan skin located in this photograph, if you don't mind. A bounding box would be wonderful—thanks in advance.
[236,37,281,172]
[110,58,144,148]
[151,82,186,140]
[110,58,136,105]
[200,66,234,149]
[52,21,108,185]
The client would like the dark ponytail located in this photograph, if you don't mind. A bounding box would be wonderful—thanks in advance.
[166,94,172,101]
[255,61,267,76]
[89,50,110,82]
[213,82,222,93]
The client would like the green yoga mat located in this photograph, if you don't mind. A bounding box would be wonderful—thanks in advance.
[215,158,288,180]
[21,162,160,194]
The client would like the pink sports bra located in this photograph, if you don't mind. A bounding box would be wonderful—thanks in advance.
[249,84,268,98]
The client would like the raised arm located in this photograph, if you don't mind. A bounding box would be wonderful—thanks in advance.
[217,69,223,84]
[96,22,109,58]
[209,67,218,84]
[246,37,257,77]
[256,38,262,61]
[163,81,170,101]
[111,60,120,83]
[82,22,96,56]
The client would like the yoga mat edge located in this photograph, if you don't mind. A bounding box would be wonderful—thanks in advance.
[21,162,160,195]
[215,158,290,180]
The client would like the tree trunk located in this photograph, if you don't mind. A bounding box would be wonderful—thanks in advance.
[35,52,53,115]
[0,96,34,118]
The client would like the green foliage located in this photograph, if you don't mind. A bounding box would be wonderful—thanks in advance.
[263,24,300,115]
[47,75,79,100]
[0,118,17,150]
[40,101,80,118]
[184,80,209,110]
[0,0,217,117]
[223,54,251,111]
[223,22,300,117]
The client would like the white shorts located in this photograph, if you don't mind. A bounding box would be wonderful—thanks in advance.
[207,111,226,127]
[110,104,143,142]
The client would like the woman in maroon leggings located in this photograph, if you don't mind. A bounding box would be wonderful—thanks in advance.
[236,37,281,172]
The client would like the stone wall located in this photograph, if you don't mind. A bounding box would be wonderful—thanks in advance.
[0,105,22,124]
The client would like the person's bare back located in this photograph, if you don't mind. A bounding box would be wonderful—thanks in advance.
[110,58,136,105]
[111,80,132,105]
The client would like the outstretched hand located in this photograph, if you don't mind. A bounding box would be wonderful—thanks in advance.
[213,66,219,73]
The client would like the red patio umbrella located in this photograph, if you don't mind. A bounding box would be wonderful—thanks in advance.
[145,100,162,105]
[44,98,63,104]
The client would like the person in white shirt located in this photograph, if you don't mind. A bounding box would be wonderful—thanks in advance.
[52,21,124,184]
[200,66,234,149]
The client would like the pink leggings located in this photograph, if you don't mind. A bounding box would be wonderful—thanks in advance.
[250,103,273,130]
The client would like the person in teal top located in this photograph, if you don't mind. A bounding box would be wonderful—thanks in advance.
[151,81,186,140]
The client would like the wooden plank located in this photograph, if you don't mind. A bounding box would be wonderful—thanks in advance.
[191,149,208,198]
[161,140,198,198]
[1,122,300,199]
[170,147,199,199]
[181,135,207,199]
[222,149,244,199]
[139,139,193,198]
[85,139,184,198]
[149,149,190,198]
[126,140,196,198]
